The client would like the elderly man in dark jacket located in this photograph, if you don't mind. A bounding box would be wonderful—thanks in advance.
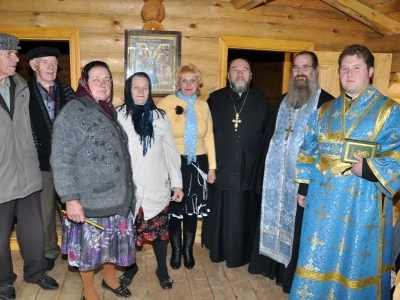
[0,33,59,300]
[27,46,74,271]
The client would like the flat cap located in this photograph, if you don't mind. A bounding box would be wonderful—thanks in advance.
[27,46,61,60]
[0,33,21,50]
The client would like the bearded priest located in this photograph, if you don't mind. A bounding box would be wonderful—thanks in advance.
[202,58,272,268]
[249,51,334,293]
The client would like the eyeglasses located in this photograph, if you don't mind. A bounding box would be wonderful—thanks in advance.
[292,65,313,72]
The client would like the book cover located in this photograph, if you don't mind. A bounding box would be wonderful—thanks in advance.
[341,138,378,163]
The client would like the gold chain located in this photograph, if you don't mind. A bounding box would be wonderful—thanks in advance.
[231,89,249,115]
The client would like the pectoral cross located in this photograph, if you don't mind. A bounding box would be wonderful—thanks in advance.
[285,124,294,140]
[232,113,241,131]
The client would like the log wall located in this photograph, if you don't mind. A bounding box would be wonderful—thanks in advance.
[0,0,391,104]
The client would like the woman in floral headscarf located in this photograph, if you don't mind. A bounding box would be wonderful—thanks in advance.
[117,72,183,289]
[157,64,216,270]
[51,61,135,300]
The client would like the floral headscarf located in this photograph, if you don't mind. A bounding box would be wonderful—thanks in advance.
[75,61,114,118]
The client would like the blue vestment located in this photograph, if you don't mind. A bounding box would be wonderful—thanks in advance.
[290,86,400,300]
[260,88,320,266]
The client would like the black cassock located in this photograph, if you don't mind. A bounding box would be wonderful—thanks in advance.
[202,86,272,268]
[248,89,334,293]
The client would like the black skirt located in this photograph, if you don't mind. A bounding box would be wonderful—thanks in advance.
[202,185,260,268]
[169,154,209,218]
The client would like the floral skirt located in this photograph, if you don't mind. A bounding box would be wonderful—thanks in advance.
[61,212,135,271]
[135,206,169,246]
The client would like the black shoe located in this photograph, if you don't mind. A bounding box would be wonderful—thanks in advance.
[101,280,131,298]
[35,275,59,290]
[46,257,56,271]
[183,229,195,269]
[155,269,173,290]
[119,263,139,286]
[169,229,182,269]
[0,284,16,300]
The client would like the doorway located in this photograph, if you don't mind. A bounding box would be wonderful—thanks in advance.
[220,36,392,99]
[17,40,71,86]
[0,26,81,90]
[219,36,315,108]
[228,49,287,108]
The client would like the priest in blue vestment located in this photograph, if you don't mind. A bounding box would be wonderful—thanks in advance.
[249,51,334,293]
[290,44,400,300]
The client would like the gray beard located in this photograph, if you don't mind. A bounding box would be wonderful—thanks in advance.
[230,80,250,94]
[285,74,318,109]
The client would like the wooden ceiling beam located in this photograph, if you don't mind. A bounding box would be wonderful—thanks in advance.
[322,0,400,35]
[365,34,400,53]
[374,2,400,14]
[231,0,276,11]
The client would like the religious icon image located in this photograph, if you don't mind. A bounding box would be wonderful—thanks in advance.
[125,30,181,96]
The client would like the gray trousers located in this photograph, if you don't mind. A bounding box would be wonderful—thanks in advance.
[0,192,46,285]
[40,171,61,259]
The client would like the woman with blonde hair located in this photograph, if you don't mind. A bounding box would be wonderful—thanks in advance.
[157,64,216,270]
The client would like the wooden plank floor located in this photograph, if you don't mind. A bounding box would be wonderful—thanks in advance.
[11,244,289,300]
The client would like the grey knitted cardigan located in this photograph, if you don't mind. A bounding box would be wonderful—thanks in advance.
[50,96,134,218]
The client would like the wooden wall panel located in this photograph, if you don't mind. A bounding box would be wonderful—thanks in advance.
[0,0,392,102]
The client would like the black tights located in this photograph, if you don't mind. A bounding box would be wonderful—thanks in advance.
[153,240,168,278]
[169,214,197,235]
[124,240,168,278]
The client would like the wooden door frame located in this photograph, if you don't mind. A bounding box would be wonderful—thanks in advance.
[218,36,315,88]
[0,26,81,90]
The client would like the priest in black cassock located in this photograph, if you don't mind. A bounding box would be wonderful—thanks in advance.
[202,58,272,268]
[248,51,334,293]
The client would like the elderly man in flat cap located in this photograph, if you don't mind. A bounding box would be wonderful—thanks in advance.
[0,34,59,300]
[27,46,74,272]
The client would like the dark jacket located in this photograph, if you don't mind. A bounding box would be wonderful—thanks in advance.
[28,76,74,171]
[208,86,272,192]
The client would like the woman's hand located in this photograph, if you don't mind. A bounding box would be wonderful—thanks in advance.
[207,169,216,184]
[66,200,85,223]
[172,187,184,203]
[297,194,306,207]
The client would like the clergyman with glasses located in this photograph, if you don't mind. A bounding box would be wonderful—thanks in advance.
[248,51,334,293]
[202,58,272,268]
